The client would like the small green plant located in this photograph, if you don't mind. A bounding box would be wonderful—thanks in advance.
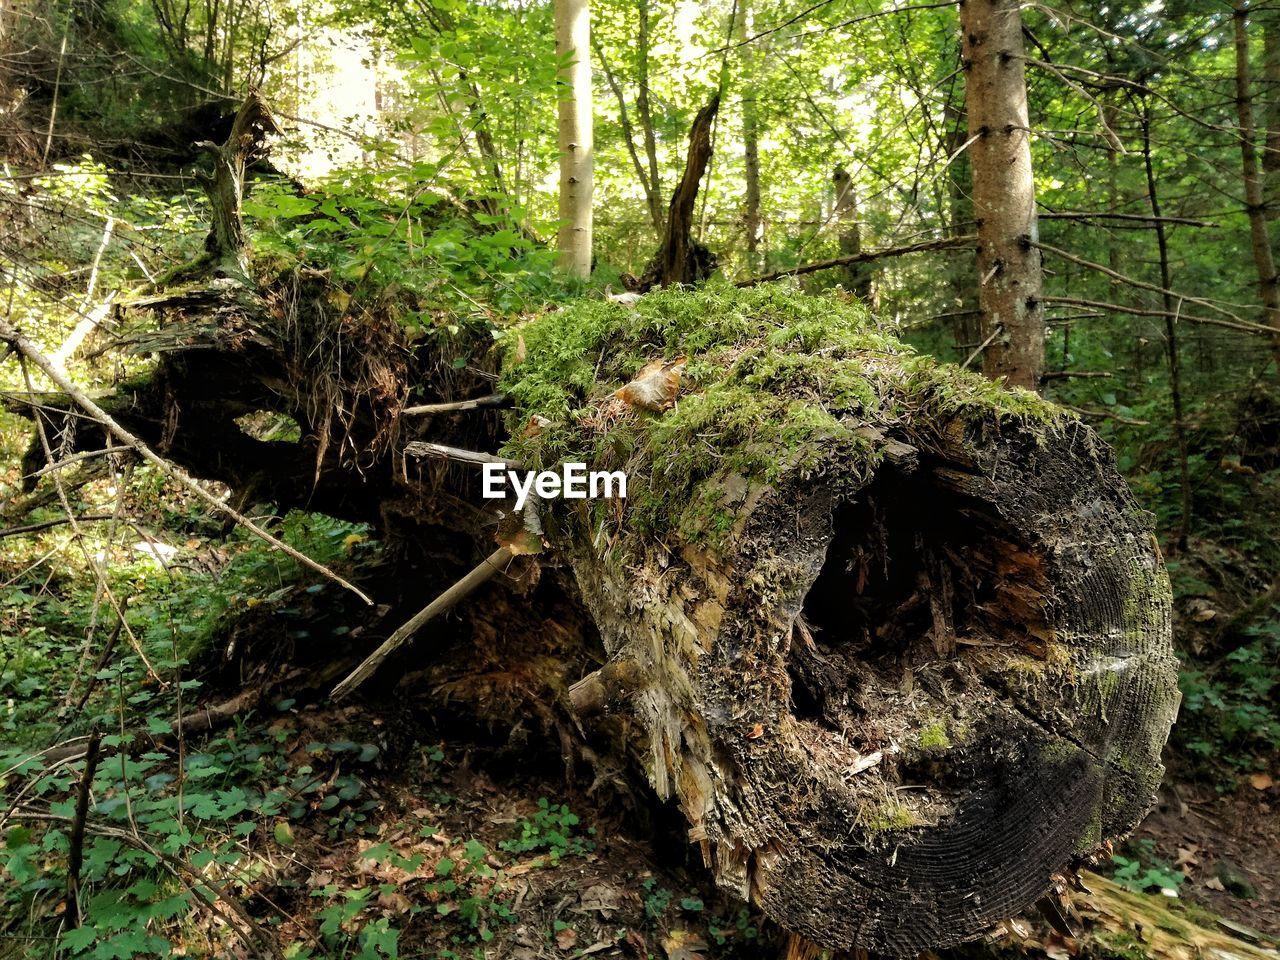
[498,797,595,863]
[1110,839,1184,895]
[641,877,673,919]
[709,907,760,946]
[1178,613,1280,783]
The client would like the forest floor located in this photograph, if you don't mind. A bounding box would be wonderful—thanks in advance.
[212,691,1280,960]
[1138,779,1280,936]
[224,684,1280,960]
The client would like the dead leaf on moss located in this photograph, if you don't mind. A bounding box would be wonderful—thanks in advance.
[1248,772,1273,790]
[615,357,686,411]
[555,926,578,951]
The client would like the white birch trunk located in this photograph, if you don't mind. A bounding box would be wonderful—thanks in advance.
[555,0,593,279]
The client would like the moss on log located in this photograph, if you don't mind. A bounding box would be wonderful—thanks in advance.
[501,283,1180,956]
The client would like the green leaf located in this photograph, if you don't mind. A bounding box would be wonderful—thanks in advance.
[61,926,97,954]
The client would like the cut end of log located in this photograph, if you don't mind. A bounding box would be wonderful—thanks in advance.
[718,418,1178,954]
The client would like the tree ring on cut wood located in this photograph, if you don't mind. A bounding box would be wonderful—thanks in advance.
[567,411,1178,956]
[733,418,1175,953]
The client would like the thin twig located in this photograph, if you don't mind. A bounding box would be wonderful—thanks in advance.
[963,327,1001,370]
[1038,211,1215,227]
[736,234,976,287]
[0,514,117,538]
[1034,240,1253,325]
[1040,296,1274,336]
[1040,370,1114,380]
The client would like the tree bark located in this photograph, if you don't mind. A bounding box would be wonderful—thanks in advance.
[832,165,871,299]
[555,0,594,279]
[960,0,1045,391]
[635,96,720,291]
[738,1,763,272]
[1234,0,1280,367]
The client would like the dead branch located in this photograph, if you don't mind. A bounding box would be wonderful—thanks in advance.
[1041,296,1276,336]
[64,729,102,930]
[403,440,521,469]
[1064,405,1150,426]
[0,514,117,538]
[737,234,977,287]
[401,393,508,416]
[1039,211,1216,227]
[332,546,514,700]
[0,318,373,604]
[1034,240,1255,326]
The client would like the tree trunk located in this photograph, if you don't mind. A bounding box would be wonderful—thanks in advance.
[832,164,871,299]
[738,1,763,273]
[636,0,662,230]
[1262,6,1280,230]
[1140,103,1192,551]
[1234,0,1280,367]
[635,96,720,291]
[194,91,278,277]
[595,38,660,234]
[555,0,593,279]
[960,0,1045,391]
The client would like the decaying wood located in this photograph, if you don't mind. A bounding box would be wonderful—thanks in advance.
[552,386,1178,954]
[194,90,278,275]
[634,96,720,291]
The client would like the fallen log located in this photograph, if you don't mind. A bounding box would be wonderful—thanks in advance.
[499,284,1180,955]
[12,279,1180,956]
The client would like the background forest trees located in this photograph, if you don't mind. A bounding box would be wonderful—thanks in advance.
[2,0,1280,957]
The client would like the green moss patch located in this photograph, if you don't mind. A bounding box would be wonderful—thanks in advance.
[499,281,1068,545]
